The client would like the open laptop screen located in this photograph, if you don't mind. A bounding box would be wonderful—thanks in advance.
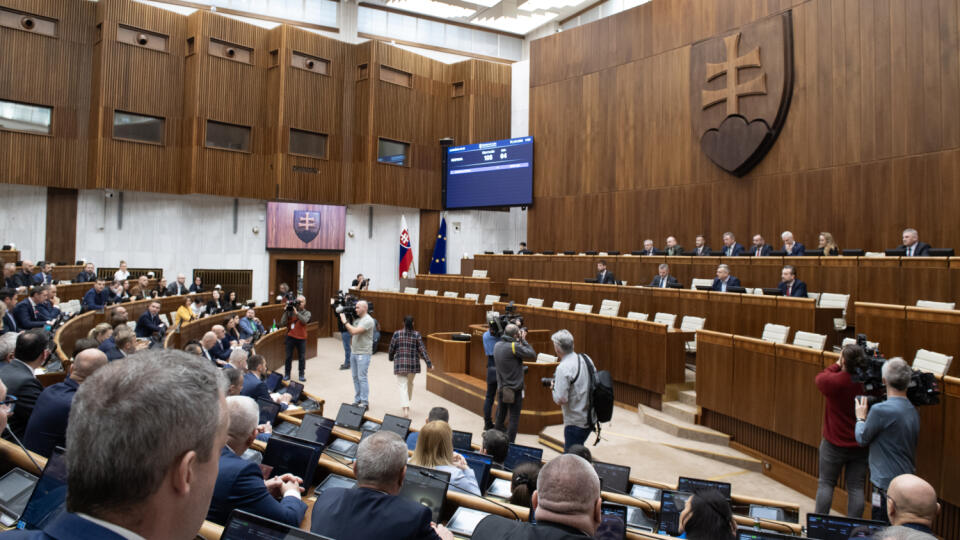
[256,398,282,425]
[313,474,357,497]
[399,465,450,523]
[677,476,732,499]
[461,455,491,492]
[261,436,320,484]
[593,460,630,494]
[17,448,67,530]
[503,444,542,470]
[264,372,283,392]
[297,415,334,445]
[325,438,358,460]
[806,513,887,540]
[656,490,692,536]
[451,430,473,451]
[446,507,490,537]
[0,468,38,525]
[222,509,333,539]
[334,403,365,430]
[380,414,411,438]
[284,381,304,402]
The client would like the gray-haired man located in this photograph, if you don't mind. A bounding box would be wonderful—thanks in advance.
[550,330,595,451]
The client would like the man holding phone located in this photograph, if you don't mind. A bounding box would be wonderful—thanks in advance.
[493,324,536,443]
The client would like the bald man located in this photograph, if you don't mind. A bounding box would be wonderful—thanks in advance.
[209,325,231,363]
[473,454,602,539]
[23,348,108,457]
[201,331,225,367]
[885,474,939,535]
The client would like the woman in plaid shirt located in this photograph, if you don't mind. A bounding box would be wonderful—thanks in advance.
[389,315,433,418]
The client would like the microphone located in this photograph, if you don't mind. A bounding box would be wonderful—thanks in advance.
[5,426,42,474]
[417,468,521,522]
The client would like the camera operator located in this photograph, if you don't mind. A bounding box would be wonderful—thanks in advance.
[280,295,311,382]
[351,274,370,291]
[481,323,500,431]
[493,324,536,443]
[548,330,595,451]
[855,357,920,522]
[814,344,868,517]
[332,293,354,370]
[340,300,375,408]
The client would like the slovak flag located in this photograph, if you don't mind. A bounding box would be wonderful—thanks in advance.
[399,215,414,278]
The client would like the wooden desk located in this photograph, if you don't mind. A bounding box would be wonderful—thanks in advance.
[349,290,486,337]
[407,275,504,298]
[0,251,19,264]
[50,279,157,303]
[856,302,960,377]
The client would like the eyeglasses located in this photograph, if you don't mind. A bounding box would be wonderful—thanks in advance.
[0,395,17,414]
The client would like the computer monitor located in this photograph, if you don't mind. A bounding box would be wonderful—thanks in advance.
[629,484,661,502]
[593,460,630,494]
[324,438,358,460]
[261,436,320,484]
[666,282,683,289]
[264,372,283,392]
[930,248,955,257]
[334,403,365,430]
[283,381,304,402]
[656,490,692,536]
[807,249,825,256]
[842,249,865,256]
[296,415,335,445]
[461,454,492,492]
[222,509,333,540]
[445,506,490,538]
[380,414,411,438]
[0,468,38,526]
[399,465,450,523]
[451,430,473,451]
[16,448,67,530]
[677,477,732,499]
[885,249,907,257]
[360,420,380,432]
[256,398,282,425]
[503,444,543,470]
[695,285,713,291]
[748,504,785,522]
[805,513,887,540]
[312,474,357,497]
[485,477,511,499]
[770,250,787,256]
[360,428,377,442]
[736,528,797,540]
[624,504,658,532]
[726,286,746,294]
[761,288,783,296]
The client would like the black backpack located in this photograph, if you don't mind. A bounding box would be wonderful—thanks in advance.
[574,354,615,444]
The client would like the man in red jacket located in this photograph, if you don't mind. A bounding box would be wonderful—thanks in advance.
[814,345,867,516]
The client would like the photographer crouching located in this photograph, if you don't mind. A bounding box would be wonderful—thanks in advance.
[280,295,311,382]
[493,324,536,443]
[547,330,596,451]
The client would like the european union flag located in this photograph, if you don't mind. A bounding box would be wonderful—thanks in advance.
[429,217,447,274]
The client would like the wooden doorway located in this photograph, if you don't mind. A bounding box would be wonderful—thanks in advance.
[269,252,340,336]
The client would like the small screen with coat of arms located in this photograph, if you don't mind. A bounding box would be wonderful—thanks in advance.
[266,202,346,251]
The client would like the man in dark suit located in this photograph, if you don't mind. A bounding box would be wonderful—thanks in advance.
[711,264,742,292]
[201,331,227,368]
[11,261,34,289]
[209,325,231,362]
[207,396,307,526]
[3,263,18,290]
[721,232,745,257]
[897,228,932,257]
[649,264,680,288]
[595,261,616,284]
[23,348,108,458]
[0,329,49,439]
[81,279,109,312]
[36,285,61,321]
[241,354,291,409]
[135,301,166,338]
[32,262,54,286]
[663,236,684,256]
[74,262,97,283]
[13,286,50,330]
[1,287,20,334]
[750,234,773,256]
[781,231,806,256]
[640,239,657,256]
[310,430,454,540]
[473,454,602,540]
[692,235,711,255]
[778,265,808,297]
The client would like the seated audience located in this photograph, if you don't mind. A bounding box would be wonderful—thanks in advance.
[74,262,97,283]
[2,264,18,291]
[241,354,291,407]
[113,260,130,281]
[778,265,808,297]
[72,337,100,356]
[720,232,744,257]
[81,279,110,312]
[649,263,679,288]
[168,273,190,295]
[184,342,204,356]
[175,296,195,327]
[37,285,60,320]
[224,291,240,312]
[32,262,54,285]
[228,348,248,371]
[0,303,8,335]
[509,462,541,508]
[897,228,931,257]
[223,315,242,346]
[481,428,509,469]
[206,290,224,316]
[108,280,130,303]
[135,301,167,338]
[406,406,449,450]
[201,332,226,368]
[884,474,939,535]
[711,264,741,292]
[679,488,737,540]
[131,275,150,299]
[819,232,840,256]
[237,308,265,341]
[473,454,602,539]
[0,332,17,362]
[410,420,481,496]
[664,236,684,256]
[565,444,592,463]
[23,348,108,458]
[0,329,49,439]
[596,260,616,284]
[750,234,772,256]
[12,261,34,290]
[191,295,205,318]
[223,367,243,396]
[112,330,138,360]
[310,431,454,540]
[641,239,656,255]
[209,325,231,360]
[207,396,306,526]
[13,286,50,330]
[190,275,204,293]
[151,277,169,298]
[87,322,113,345]
[0,288,17,334]
[781,230,805,256]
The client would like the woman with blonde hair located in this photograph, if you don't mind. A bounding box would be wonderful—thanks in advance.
[87,322,113,344]
[819,232,840,256]
[410,420,481,496]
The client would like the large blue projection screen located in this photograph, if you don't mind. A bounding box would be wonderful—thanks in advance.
[444,137,533,209]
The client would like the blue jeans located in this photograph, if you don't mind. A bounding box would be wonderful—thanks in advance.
[564,425,592,451]
[340,331,352,366]
[351,354,371,403]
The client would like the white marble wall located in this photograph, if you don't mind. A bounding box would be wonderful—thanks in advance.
[340,204,420,293]
[511,60,531,139]
[443,209,527,274]
[0,184,47,262]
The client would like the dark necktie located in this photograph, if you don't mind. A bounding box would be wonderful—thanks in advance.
[787,283,792,296]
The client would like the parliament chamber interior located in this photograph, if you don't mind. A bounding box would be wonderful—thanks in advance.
[0,0,958,538]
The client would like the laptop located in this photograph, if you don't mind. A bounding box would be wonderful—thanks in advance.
[451,430,473,451]
[360,428,378,442]
[884,249,907,257]
[360,420,381,432]
[629,484,662,502]
[677,476,732,499]
[380,414,412,439]
[264,372,283,392]
[656,490,692,536]
[297,415,335,445]
[16,447,68,530]
[461,454,492,492]
[726,286,747,294]
[736,528,797,540]
[261,435,321,485]
[0,468,38,526]
[272,422,299,436]
[312,474,357,497]
[446,506,490,538]
[324,438,359,461]
[748,504,785,522]
[256,398,282,425]
[222,509,333,540]
[695,285,713,291]
[503,443,543,470]
[334,403,366,430]
[485,477,511,499]
[399,465,450,523]
[761,288,783,296]
[805,513,887,540]
[624,504,658,532]
[283,381,304,402]
[593,460,630,494]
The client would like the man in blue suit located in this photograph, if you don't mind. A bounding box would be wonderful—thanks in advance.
[1,349,231,540]
[207,396,306,526]
[241,355,291,409]
[32,262,54,286]
[13,286,51,330]
[1,288,18,334]
[778,265,808,298]
[81,279,109,312]
[649,264,680,288]
[135,301,166,338]
[721,232,745,257]
[896,228,932,257]
[711,264,742,292]
[781,231,806,256]
[750,234,773,256]
[36,285,61,321]
[311,430,454,540]
[23,348,108,458]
